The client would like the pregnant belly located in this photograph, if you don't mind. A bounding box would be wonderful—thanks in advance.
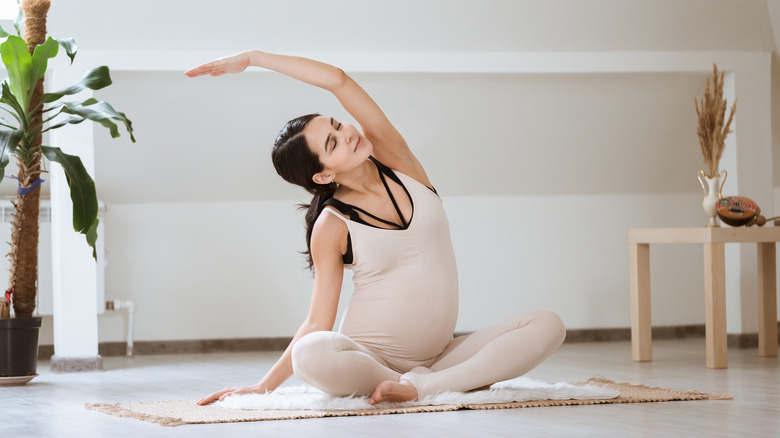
[338,286,458,363]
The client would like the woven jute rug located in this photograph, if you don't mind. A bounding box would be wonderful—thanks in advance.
[85,377,732,427]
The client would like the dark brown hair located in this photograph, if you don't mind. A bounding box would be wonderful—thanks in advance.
[271,113,336,270]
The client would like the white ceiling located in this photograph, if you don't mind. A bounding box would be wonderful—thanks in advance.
[44,0,775,54]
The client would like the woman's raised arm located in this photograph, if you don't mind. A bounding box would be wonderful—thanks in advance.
[185,50,345,89]
[185,50,431,186]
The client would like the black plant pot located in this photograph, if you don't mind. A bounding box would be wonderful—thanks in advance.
[0,316,42,381]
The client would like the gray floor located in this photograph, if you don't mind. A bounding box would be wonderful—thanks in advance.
[1,338,778,437]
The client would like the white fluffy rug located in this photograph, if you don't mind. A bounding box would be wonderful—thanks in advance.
[217,376,620,411]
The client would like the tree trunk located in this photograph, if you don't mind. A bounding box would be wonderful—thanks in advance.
[7,0,50,318]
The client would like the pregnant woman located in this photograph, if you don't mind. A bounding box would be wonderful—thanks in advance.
[185,50,566,405]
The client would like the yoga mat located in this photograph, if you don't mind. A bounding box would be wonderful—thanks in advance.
[85,377,731,427]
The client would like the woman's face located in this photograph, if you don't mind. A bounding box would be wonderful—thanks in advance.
[303,115,372,183]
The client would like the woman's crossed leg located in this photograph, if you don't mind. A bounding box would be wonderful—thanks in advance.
[292,310,566,403]
[393,310,566,401]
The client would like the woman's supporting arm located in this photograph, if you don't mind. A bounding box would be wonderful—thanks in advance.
[196,212,346,405]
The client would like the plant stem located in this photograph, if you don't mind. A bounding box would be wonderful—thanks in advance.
[8,0,50,318]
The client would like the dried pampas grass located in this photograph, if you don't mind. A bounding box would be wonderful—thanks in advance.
[694,64,737,178]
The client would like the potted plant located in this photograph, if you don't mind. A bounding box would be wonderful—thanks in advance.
[0,0,134,384]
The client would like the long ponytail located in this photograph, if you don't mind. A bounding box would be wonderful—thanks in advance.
[271,113,335,270]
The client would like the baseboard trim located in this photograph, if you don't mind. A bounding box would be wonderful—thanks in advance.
[562,324,708,343]
[50,355,103,372]
[39,337,292,359]
[37,323,780,358]
[727,333,759,349]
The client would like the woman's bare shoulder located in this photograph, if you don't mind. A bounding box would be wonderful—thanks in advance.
[311,207,349,255]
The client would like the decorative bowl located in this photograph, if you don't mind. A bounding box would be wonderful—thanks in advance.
[716,196,758,226]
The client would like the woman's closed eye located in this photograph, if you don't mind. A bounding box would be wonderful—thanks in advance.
[331,123,343,151]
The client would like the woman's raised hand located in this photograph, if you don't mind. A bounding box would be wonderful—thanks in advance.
[197,384,265,406]
[184,51,252,77]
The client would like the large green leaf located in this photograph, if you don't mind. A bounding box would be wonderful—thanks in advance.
[0,35,33,112]
[41,114,85,133]
[85,217,99,259]
[0,128,23,181]
[41,146,99,256]
[54,37,77,64]
[41,66,112,103]
[30,37,59,88]
[46,97,98,112]
[38,98,101,135]
[60,100,135,142]
[34,98,95,132]
[40,97,97,117]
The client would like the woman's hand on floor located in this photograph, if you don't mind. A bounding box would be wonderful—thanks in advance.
[184,51,251,77]
[197,385,264,406]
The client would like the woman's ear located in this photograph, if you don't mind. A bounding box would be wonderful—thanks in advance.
[312,172,335,185]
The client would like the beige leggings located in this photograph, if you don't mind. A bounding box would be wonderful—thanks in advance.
[291,310,566,399]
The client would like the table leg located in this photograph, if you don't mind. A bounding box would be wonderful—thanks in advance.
[757,242,778,357]
[630,243,652,362]
[704,242,728,369]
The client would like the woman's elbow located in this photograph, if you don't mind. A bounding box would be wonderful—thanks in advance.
[327,68,349,91]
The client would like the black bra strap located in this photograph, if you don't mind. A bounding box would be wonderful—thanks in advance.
[321,156,413,231]
[350,202,404,229]
[324,198,403,229]
[378,170,407,228]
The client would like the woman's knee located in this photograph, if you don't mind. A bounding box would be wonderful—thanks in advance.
[291,331,334,378]
[541,310,567,346]
[525,310,567,347]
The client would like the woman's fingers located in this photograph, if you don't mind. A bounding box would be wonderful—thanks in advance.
[197,392,222,405]
[184,58,230,76]
[197,385,262,405]
[185,52,250,77]
[184,62,221,77]
[197,387,234,405]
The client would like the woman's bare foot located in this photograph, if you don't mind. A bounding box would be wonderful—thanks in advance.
[368,379,418,405]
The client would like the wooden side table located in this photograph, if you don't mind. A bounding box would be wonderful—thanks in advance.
[629,227,780,369]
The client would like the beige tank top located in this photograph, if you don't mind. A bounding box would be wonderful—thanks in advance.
[322,158,459,372]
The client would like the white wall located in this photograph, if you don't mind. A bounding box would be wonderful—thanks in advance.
[86,71,708,202]
[82,193,708,344]
[30,0,780,344]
